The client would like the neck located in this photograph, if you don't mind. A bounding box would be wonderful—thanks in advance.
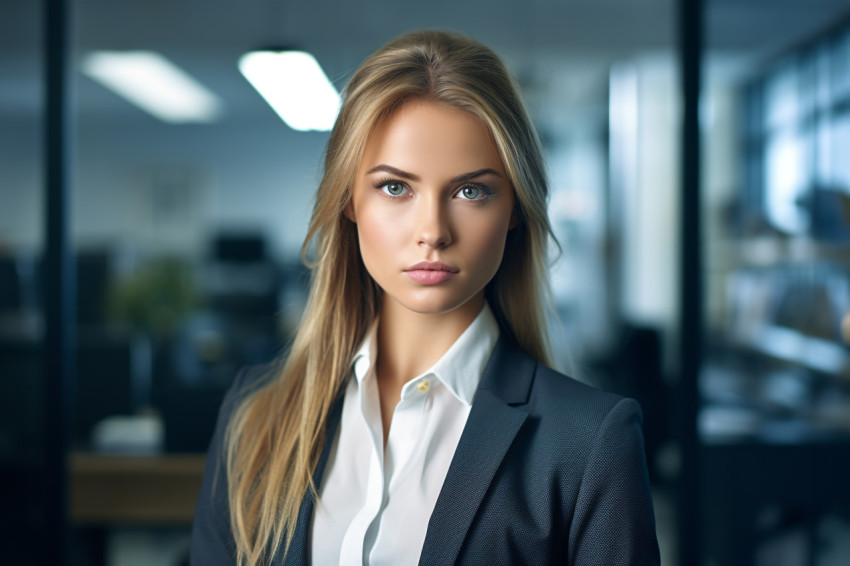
[375,295,484,388]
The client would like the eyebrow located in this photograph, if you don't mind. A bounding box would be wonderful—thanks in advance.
[365,164,503,184]
[366,164,420,182]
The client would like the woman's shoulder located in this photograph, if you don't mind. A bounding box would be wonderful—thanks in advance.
[486,335,641,424]
[484,335,644,444]
[532,362,634,416]
[522,355,645,444]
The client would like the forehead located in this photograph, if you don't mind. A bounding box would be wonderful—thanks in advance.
[358,100,505,175]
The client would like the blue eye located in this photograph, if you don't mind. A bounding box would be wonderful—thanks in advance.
[380,182,406,197]
[459,186,480,200]
[458,184,491,200]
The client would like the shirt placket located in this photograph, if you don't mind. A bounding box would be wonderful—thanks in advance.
[365,376,432,565]
[338,368,386,566]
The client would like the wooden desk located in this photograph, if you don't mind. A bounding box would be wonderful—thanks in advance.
[70,452,206,526]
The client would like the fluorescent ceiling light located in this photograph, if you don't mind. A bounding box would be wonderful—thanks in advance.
[239,50,340,132]
[82,51,223,123]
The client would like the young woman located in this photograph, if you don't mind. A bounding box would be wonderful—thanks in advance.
[191,30,660,566]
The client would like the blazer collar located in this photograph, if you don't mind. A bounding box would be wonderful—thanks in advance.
[475,333,537,405]
[280,335,538,565]
[419,335,536,565]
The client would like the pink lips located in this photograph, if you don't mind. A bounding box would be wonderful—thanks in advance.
[404,261,459,285]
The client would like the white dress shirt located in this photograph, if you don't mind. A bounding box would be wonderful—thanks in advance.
[310,303,500,566]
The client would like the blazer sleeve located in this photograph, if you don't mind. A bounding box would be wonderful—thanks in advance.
[189,367,254,566]
[567,397,661,566]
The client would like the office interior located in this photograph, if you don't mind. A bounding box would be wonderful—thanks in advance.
[2,0,850,564]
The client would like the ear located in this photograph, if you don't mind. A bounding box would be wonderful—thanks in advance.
[508,207,519,230]
[343,199,356,223]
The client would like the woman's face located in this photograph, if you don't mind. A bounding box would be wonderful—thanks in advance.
[346,99,516,319]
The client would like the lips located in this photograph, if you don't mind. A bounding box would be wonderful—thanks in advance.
[404,261,459,284]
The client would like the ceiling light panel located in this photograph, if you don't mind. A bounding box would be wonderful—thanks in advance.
[82,51,223,124]
[239,50,340,132]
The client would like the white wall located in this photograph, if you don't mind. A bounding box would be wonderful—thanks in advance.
[1,116,330,260]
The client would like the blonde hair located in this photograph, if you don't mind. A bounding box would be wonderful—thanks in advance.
[224,29,555,565]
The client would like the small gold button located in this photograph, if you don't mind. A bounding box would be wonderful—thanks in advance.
[417,380,430,392]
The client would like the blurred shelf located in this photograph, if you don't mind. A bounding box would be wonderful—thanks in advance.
[726,324,850,380]
[720,237,850,267]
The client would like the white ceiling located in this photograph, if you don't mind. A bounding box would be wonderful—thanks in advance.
[2,0,849,123]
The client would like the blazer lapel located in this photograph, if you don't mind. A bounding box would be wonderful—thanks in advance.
[418,336,536,565]
[277,393,345,566]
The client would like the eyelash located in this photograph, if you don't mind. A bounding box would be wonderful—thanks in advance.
[372,177,494,201]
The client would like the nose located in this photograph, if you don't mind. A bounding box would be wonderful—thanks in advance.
[416,194,452,249]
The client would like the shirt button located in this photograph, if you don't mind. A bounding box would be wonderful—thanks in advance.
[417,380,430,392]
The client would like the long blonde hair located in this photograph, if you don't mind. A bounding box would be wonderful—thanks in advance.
[225,29,555,565]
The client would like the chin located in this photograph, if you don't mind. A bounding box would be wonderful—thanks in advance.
[388,287,483,317]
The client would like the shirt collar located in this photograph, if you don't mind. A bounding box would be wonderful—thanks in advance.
[350,303,500,406]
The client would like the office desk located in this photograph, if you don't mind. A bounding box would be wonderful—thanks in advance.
[71,452,206,525]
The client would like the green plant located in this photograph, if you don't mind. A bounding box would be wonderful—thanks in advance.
[108,256,199,337]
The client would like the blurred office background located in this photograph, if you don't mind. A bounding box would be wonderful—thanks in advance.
[2,0,850,564]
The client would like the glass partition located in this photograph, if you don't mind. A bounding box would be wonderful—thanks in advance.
[702,2,850,563]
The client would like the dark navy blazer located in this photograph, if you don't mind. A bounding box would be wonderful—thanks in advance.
[190,336,661,565]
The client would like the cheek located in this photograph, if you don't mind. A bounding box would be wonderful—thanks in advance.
[462,215,511,271]
[355,206,405,270]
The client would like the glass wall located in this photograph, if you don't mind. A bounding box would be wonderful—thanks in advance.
[702,2,850,564]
